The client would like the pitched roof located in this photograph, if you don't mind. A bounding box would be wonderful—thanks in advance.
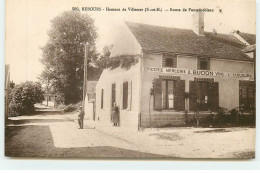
[237,32,256,45]
[125,22,254,62]
[243,44,256,53]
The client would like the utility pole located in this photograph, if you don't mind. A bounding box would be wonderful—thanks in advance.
[82,43,89,111]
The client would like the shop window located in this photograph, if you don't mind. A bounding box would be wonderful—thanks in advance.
[198,58,210,70]
[101,89,104,109]
[239,81,255,112]
[123,82,128,109]
[153,78,185,111]
[162,54,177,68]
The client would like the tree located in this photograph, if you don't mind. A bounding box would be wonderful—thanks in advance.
[9,81,44,116]
[95,45,113,69]
[40,11,98,104]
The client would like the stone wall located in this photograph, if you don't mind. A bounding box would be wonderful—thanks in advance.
[140,113,187,128]
[140,112,216,128]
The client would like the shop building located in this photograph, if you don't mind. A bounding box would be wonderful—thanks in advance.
[95,13,255,130]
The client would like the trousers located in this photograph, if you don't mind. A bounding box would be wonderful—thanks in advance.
[78,118,84,129]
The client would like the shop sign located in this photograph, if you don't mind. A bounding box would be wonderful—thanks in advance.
[144,67,253,79]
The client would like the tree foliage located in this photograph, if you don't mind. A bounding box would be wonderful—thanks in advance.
[40,11,100,104]
[95,45,139,70]
[9,81,44,116]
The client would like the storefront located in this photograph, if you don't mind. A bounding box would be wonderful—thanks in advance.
[139,52,254,128]
[95,18,255,130]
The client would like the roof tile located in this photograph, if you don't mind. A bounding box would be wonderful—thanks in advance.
[126,22,254,62]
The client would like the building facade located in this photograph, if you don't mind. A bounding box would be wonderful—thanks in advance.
[95,13,255,130]
[84,81,97,120]
[43,93,56,107]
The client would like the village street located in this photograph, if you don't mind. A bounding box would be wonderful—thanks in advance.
[5,109,255,159]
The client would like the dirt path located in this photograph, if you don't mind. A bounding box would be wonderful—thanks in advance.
[5,111,255,159]
[5,112,167,158]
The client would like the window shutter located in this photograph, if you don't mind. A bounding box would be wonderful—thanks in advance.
[189,81,197,111]
[174,81,178,110]
[123,82,128,109]
[120,83,123,110]
[173,56,177,68]
[163,54,177,68]
[207,59,210,70]
[197,58,201,70]
[239,81,255,110]
[153,78,162,110]
[101,89,104,109]
[208,82,219,112]
[127,81,132,110]
[176,80,185,111]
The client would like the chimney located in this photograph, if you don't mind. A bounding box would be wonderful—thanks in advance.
[192,12,204,36]
[232,30,250,46]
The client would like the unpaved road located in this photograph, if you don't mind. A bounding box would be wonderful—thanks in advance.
[5,112,166,158]
[5,111,255,159]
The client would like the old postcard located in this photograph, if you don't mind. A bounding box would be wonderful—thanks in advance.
[5,0,256,159]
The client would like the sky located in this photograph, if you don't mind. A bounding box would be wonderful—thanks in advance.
[5,0,256,83]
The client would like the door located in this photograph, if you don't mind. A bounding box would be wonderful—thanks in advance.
[197,81,209,111]
[189,81,219,112]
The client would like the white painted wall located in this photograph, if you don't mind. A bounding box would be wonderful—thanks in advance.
[84,96,94,120]
[110,22,142,57]
[42,101,54,107]
[95,62,141,130]
[210,58,254,74]
[211,58,254,109]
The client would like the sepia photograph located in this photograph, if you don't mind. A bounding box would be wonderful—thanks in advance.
[4,0,256,159]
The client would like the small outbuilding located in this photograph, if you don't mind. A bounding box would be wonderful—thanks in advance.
[84,81,97,120]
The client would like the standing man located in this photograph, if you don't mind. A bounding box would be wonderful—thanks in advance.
[78,106,85,129]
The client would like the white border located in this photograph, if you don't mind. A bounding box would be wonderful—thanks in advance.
[0,0,259,170]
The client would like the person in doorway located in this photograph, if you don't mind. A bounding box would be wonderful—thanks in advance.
[112,103,119,126]
[78,106,85,129]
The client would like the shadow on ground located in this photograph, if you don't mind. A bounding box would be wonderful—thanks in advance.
[5,124,168,159]
[6,118,73,125]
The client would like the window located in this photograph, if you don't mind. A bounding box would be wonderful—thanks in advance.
[123,82,128,109]
[198,58,210,70]
[162,54,177,68]
[153,78,185,111]
[101,89,104,109]
[162,80,176,109]
[165,58,174,67]
[239,81,255,112]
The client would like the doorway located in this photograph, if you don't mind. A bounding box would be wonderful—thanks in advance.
[190,81,219,112]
